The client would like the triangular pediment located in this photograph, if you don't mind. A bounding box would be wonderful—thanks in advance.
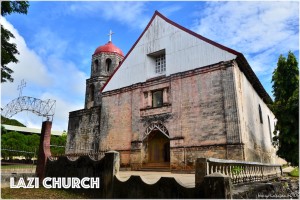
[102,11,240,92]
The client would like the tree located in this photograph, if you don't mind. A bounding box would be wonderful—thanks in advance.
[271,51,299,166]
[1,115,26,127]
[1,1,29,83]
[1,131,27,159]
[50,132,67,155]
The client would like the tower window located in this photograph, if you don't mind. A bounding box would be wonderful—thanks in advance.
[155,54,166,74]
[106,58,112,72]
[152,90,163,108]
[258,104,263,124]
[94,60,99,71]
[89,84,95,101]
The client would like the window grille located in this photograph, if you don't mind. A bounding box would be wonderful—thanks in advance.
[155,54,166,74]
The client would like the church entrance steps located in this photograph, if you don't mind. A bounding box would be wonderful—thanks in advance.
[139,162,170,172]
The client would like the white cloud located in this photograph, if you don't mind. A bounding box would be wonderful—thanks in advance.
[1,17,52,100]
[31,28,70,59]
[1,18,87,131]
[191,1,299,81]
[159,5,182,17]
[40,92,84,131]
[67,1,149,29]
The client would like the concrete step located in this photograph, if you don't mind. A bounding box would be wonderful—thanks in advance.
[139,162,171,172]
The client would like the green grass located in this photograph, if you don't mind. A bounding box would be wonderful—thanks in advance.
[1,165,35,169]
[289,167,299,177]
[1,187,92,199]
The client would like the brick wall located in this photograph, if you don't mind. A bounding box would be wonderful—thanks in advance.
[100,61,244,170]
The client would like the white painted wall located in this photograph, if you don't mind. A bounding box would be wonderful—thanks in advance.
[233,61,278,164]
[103,15,236,92]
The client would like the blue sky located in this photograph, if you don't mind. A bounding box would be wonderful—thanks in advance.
[1,1,299,131]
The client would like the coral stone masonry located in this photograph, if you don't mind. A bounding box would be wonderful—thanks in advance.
[66,11,281,171]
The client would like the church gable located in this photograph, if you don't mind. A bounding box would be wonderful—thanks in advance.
[102,11,238,93]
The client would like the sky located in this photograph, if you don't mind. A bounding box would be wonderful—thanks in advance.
[1,1,299,132]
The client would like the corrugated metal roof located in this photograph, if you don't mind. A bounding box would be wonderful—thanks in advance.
[2,124,63,136]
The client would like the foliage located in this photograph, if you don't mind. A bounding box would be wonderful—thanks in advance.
[231,166,243,175]
[1,1,29,83]
[1,125,8,134]
[289,167,299,177]
[50,132,67,155]
[1,130,66,159]
[1,131,30,159]
[271,51,299,166]
[1,115,26,127]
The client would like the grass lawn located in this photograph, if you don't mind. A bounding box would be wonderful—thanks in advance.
[289,167,299,177]
[1,165,34,169]
[1,187,92,199]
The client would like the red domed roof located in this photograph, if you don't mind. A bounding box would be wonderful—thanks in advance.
[94,41,124,56]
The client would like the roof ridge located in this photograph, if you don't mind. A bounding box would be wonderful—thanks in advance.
[101,11,243,92]
[100,11,272,104]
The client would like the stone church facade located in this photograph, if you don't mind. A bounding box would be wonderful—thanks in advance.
[66,11,279,171]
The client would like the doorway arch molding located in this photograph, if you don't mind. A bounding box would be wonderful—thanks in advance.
[143,122,169,140]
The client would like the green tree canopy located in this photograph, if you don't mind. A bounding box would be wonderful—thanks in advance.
[271,51,299,166]
[1,115,26,127]
[1,1,29,83]
[1,130,67,159]
[50,132,67,155]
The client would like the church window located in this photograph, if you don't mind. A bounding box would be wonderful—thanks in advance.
[89,84,95,101]
[94,59,99,71]
[268,115,272,142]
[106,58,112,72]
[258,104,263,124]
[152,90,163,108]
[155,54,166,74]
[147,49,166,76]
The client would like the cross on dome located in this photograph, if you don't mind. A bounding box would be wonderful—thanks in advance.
[108,30,114,42]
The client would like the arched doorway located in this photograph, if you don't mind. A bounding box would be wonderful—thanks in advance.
[143,122,170,169]
[148,130,170,163]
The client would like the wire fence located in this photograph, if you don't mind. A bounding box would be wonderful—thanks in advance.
[1,147,37,173]
[1,145,65,173]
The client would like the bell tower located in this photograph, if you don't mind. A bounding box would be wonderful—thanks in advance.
[85,31,124,109]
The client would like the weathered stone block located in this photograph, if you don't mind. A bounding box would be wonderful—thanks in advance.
[203,172,232,199]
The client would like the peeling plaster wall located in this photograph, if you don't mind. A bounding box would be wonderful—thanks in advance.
[233,61,277,164]
[100,61,243,170]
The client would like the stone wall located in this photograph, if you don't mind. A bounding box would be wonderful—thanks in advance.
[45,152,119,198]
[85,52,123,109]
[100,61,244,170]
[66,106,101,154]
[233,61,278,164]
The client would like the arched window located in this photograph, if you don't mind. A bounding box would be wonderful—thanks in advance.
[259,104,263,124]
[106,58,112,72]
[268,115,272,141]
[94,59,99,71]
[89,84,95,101]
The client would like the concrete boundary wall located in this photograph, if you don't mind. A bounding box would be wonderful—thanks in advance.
[44,155,283,199]
[45,152,119,198]
[113,175,195,198]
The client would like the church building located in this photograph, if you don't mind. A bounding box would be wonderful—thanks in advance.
[66,11,279,171]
